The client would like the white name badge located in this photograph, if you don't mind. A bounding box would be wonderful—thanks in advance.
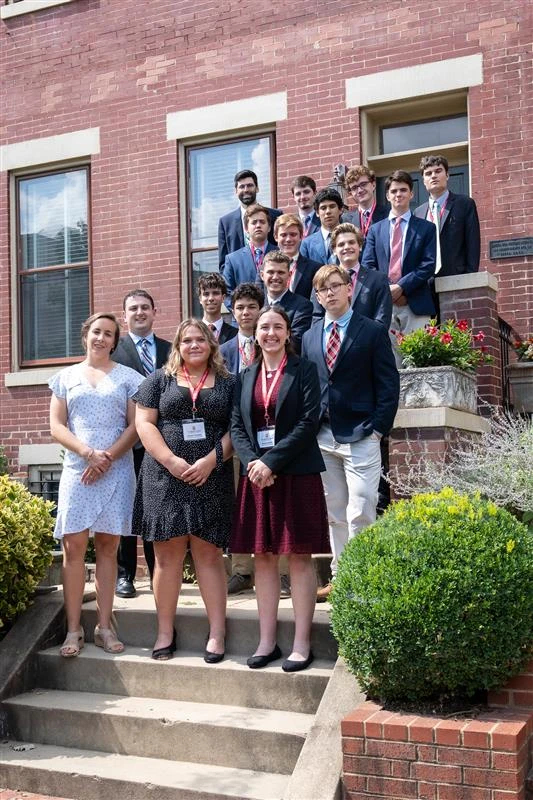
[182,418,206,441]
[257,426,275,449]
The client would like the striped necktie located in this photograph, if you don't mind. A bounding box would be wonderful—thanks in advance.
[139,338,154,375]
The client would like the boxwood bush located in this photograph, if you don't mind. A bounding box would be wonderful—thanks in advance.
[0,475,55,633]
[331,488,533,702]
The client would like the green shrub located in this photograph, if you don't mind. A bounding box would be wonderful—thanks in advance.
[331,488,533,703]
[0,475,55,632]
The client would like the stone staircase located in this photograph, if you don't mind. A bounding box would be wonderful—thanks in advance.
[0,589,338,800]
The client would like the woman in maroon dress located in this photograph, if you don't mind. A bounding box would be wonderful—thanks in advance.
[231,305,329,672]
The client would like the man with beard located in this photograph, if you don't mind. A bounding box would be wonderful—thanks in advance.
[218,169,281,269]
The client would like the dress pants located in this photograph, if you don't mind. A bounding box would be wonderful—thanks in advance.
[317,424,382,577]
[117,447,154,582]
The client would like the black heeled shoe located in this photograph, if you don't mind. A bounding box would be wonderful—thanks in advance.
[247,644,282,669]
[282,651,314,673]
[204,635,225,664]
[152,628,177,661]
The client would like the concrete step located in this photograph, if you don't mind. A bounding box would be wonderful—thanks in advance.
[80,604,338,661]
[0,740,289,800]
[37,644,332,714]
[4,689,313,774]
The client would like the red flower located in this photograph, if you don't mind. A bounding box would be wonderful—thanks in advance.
[474,331,485,342]
[456,319,469,332]
[440,332,453,345]
[427,326,439,337]
[397,334,406,345]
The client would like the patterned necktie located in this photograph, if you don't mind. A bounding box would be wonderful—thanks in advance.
[389,217,403,284]
[209,323,219,340]
[254,247,263,268]
[326,322,341,372]
[304,214,312,236]
[432,200,442,275]
[139,338,154,375]
[242,337,254,369]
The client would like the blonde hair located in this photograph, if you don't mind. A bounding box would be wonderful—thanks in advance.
[313,264,350,291]
[165,318,229,378]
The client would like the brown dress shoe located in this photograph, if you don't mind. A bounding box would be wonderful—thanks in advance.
[316,583,332,603]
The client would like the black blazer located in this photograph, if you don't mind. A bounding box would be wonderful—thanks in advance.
[231,354,325,476]
[414,191,480,276]
[301,312,399,444]
[218,321,238,345]
[311,265,392,329]
[111,333,171,373]
[291,254,322,300]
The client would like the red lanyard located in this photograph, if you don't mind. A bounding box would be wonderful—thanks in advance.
[260,354,287,425]
[182,366,210,415]
[359,201,376,238]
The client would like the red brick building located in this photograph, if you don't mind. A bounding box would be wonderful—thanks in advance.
[0,0,531,483]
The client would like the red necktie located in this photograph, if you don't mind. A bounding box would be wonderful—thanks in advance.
[389,217,403,283]
[326,322,341,372]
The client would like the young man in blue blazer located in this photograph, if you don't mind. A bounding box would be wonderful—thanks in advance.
[218,169,281,269]
[301,265,399,602]
[299,188,344,265]
[361,169,436,366]
[222,204,278,302]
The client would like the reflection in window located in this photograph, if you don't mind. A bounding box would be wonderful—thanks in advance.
[186,135,274,313]
[380,115,468,154]
[17,168,90,365]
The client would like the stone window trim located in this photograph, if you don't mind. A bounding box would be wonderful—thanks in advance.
[1,0,78,20]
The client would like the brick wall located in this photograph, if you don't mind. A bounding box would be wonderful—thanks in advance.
[1,0,531,467]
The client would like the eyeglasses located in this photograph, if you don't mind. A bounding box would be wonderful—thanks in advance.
[349,181,372,194]
[316,282,348,296]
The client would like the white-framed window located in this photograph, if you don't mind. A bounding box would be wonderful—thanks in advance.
[28,464,62,516]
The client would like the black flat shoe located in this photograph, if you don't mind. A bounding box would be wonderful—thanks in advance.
[204,635,225,664]
[152,628,177,661]
[247,644,282,669]
[282,651,314,672]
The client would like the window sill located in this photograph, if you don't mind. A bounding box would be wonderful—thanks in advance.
[5,367,58,387]
[1,0,77,20]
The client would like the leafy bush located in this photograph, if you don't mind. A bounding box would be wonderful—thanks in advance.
[0,475,55,632]
[331,489,533,703]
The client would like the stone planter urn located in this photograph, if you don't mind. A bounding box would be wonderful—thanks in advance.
[399,365,477,414]
[507,361,533,413]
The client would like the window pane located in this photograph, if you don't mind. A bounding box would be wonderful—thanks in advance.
[19,170,88,269]
[381,116,468,154]
[189,137,272,249]
[190,250,222,317]
[21,267,89,361]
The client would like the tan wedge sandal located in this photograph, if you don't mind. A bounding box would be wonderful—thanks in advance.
[94,623,125,653]
[60,628,85,658]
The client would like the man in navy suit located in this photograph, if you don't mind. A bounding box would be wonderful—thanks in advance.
[260,251,313,353]
[274,213,321,300]
[414,154,480,277]
[290,175,320,237]
[362,170,436,365]
[222,204,278,301]
[299,188,344,265]
[218,169,281,269]
[111,289,171,598]
[197,273,238,345]
[312,223,392,328]
[343,166,389,248]
[302,265,399,602]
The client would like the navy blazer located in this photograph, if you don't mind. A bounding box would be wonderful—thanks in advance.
[231,354,325,475]
[218,320,238,345]
[270,290,313,353]
[111,333,171,374]
[361,215,436,316]
[218,206,282,269]
[220,335,242,375]
[301,312,399,444]
[311,265,392,329]
[222,241,278,299]
[414,191,480,276]
[299,229,333,265]
[291,254,322,300]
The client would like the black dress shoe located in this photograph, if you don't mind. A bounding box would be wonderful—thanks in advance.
[115,578,136,598]
[204,635,225,664]
[152,628,177,661]
[282,651,314,673]
[247,644,282,669]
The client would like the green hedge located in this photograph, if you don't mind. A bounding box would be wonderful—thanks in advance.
[0,475,55,632]
[331,489,533,702]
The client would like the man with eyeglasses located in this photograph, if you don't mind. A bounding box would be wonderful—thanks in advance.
[343,166,389,250]
[302,266,399,602]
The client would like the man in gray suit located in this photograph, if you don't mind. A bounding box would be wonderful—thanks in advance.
[111,289,171,598]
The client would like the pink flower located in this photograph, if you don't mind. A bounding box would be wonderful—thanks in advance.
[474,331,485,342]
[397,334,406,345]
[427,326,439,337]
[456,319,469,332]
[440,332,453,345]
